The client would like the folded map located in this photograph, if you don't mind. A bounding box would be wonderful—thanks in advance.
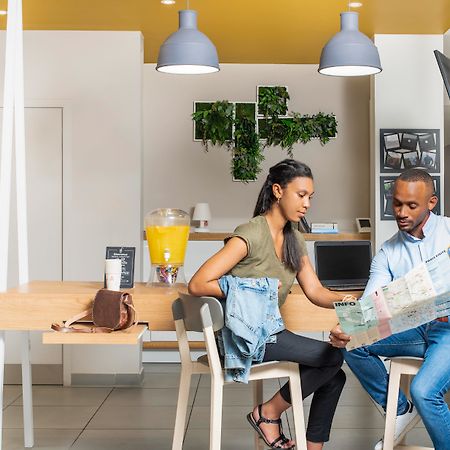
[334,247,450,350]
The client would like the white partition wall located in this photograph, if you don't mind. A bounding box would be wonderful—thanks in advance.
[0,31,143,381]
[372,35,445,251]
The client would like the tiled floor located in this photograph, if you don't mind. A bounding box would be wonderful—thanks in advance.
[2,364,434,449]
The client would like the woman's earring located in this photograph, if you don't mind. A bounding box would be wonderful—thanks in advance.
[277,197,280,205]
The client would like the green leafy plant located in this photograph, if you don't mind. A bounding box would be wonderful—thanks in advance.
[232,116,264,182]
[192,87,338,182]
[258,86,289,118]
[262,113,338,157]
[192,101,234,151]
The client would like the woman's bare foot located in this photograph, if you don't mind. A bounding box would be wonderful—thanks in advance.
[251,404,295,448]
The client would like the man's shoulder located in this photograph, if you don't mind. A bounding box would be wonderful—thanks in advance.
[380,231,402,252]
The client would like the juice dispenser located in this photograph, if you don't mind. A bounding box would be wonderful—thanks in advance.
[145,208,190,287]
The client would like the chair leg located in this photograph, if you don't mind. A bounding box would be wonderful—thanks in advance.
[288,367,307,450]
[383,362,402,450]
[252,380,263,450]
[172,368,192,450]
[210,377,223,450]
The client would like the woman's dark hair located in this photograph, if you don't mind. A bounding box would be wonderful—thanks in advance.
[253,159,313,273]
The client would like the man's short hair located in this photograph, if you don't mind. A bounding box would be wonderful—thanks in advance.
[395,169,435,195]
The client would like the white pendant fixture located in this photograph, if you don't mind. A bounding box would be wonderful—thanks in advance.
[156,9,219,74]
[319,11,381,77]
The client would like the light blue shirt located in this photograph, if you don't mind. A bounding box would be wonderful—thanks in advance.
[363,212,450,297]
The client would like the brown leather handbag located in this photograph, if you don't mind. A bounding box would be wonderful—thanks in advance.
[51,289,137,333]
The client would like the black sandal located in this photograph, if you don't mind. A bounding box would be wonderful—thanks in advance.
[246,404,295,449]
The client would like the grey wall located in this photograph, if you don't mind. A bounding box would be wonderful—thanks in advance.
[143,64,370,232]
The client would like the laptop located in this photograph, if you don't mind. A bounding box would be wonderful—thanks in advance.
[314,241,372,291]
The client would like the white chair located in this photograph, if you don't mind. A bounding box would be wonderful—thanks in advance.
[383,357,431,450]
[171,293,307,450]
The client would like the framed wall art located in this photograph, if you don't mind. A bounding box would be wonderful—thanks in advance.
[380,129,440,173]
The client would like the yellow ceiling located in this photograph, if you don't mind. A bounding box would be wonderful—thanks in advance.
[1,0,449,64]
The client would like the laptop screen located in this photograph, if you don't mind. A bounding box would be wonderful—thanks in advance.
[314,241,372,287]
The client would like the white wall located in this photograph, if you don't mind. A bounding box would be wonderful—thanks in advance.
[372,35,445,250]
[0,30,144,282]
[0,31,143,375]
[143,64,371,234]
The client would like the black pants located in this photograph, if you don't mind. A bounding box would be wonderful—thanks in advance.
[262,329,346,443]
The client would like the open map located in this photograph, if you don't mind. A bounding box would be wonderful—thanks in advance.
[334,247,450,350]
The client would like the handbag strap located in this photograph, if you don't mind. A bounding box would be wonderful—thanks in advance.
[51,308,115,333]
[51,296,139,333]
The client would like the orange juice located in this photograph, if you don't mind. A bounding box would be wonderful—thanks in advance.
[146,225,190,265]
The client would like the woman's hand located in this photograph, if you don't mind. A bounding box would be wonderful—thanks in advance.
[328,324,351,348]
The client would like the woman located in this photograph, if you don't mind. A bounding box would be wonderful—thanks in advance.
[189,159,346,450]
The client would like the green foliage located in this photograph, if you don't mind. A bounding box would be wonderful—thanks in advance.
[192,88,338,182]
[232,116,264,182]
[258,86,289,118]
[235,103,256,121]
[192,101,234,150]
[263,113,338,157]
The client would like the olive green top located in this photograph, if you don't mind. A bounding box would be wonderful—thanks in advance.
[225,215,308,306]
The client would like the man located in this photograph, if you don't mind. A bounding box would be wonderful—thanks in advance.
[330,168,450,450]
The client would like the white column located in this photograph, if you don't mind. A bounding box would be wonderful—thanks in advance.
[0,0,33,448]
[372,34,445,250]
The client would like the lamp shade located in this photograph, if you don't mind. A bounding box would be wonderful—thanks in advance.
[318,11,381,77]
[156,10,219,74]
[193,203,211,221]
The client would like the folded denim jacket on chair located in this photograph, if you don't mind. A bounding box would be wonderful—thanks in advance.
[217,275,285,383]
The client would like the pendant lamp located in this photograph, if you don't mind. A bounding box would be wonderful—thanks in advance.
[318,11,381,76]
[156,9,219,74]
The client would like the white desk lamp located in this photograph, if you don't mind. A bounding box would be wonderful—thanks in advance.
[193,203,211,232]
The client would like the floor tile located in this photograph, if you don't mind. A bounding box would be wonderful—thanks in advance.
[3,406,97,429]
[71,429,173,450]
[142,372,199,388]
[87,405,177,430]
[104,387,195,407]
[13,386,112,407]
[184,427,255,450]
[3,385,22,408]
[188,405,254,429]
[3,428,81,450]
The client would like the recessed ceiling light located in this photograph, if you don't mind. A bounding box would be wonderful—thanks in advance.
[161,0,175,4]
[0,10,7,15]
[349,2,363,7]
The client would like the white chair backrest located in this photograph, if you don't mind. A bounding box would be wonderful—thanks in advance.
[172,292,224,332]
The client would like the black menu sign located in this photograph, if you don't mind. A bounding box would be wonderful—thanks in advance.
[105,247,136,288]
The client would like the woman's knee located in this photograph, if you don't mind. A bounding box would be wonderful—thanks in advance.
[327,346,344,367]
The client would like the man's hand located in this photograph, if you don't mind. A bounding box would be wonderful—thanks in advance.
[329,324,351,348]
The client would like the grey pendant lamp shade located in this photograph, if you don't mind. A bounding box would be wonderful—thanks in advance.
[319,11,381,76]
[156,10,219,74]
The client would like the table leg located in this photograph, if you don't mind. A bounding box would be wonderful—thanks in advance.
[21,331,34,447]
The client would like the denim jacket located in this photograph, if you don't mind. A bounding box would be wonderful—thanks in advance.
[217,275,285,383]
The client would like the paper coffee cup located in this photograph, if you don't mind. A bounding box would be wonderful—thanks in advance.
[105,259,122,291]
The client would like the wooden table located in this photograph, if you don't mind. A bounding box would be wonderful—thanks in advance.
[0,281,360,448]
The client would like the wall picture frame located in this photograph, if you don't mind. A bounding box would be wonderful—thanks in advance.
[193,101,234,142]
[257,85,289,117]
[380,129,440,173]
